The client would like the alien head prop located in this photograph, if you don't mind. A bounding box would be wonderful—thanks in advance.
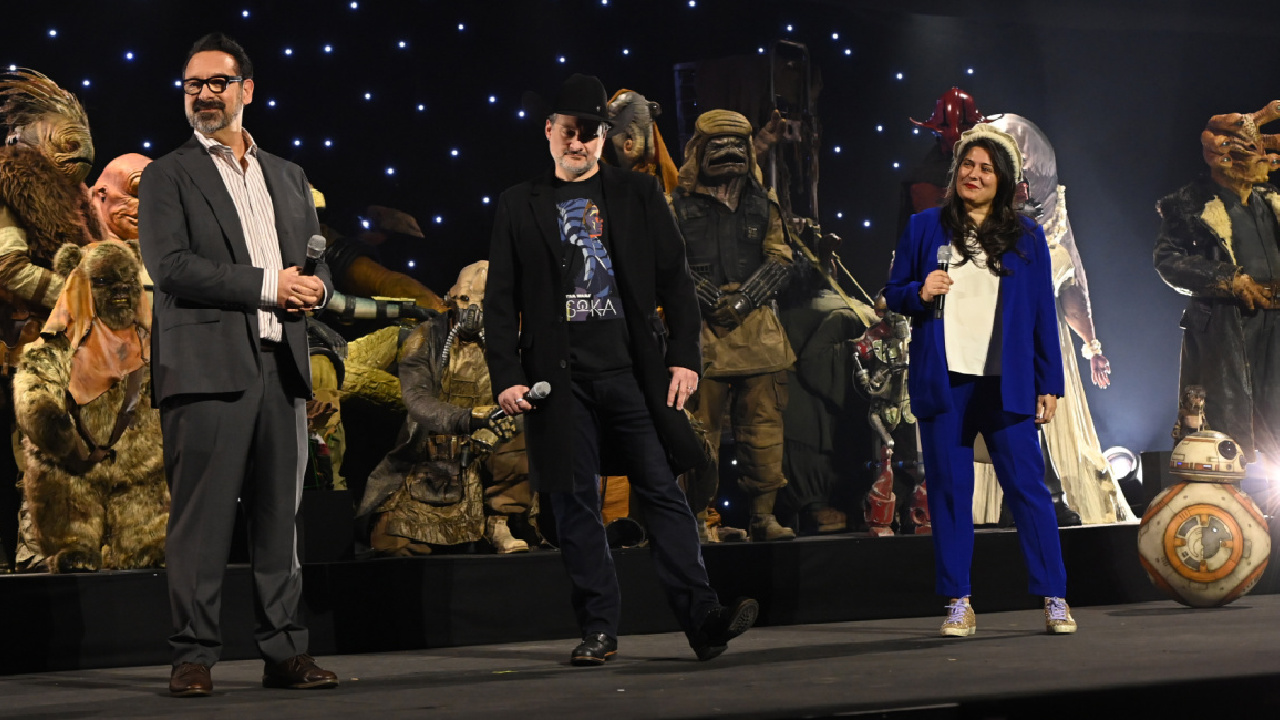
[607,90,655,170]
[911,87,987,156]
[1202,101,1280,190]
[447,260,488,340]
[0,69,95,185]
[686,110,756,183]
[91,154,151,241]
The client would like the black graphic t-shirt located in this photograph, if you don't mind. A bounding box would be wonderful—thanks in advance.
[552,172,632,377]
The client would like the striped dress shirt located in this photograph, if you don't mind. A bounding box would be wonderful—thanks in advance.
[194,130,284,342]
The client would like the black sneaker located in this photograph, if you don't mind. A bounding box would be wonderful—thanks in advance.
[689,597,759,661]
[570,632,618,666]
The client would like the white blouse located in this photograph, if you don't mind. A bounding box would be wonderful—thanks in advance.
[944,234,1003,376]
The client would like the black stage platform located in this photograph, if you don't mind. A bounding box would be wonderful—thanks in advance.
[2,595,1279,718]
[4,519,1279,677]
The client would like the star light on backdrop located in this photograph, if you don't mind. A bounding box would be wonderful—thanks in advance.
[1,1,984,341]
[0,0,1214,460]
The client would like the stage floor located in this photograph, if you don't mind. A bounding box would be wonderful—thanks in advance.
[3,595,1278,719]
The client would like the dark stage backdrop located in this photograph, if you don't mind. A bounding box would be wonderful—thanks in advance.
[2,0,1278,458]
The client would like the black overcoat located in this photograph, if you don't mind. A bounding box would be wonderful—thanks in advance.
[1153,178,1280,462]
[484,163,703,493]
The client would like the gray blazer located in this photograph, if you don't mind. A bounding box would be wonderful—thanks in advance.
[138,136,332,404]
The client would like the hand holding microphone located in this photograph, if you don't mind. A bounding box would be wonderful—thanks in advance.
[922,245,954,318]
[281,235,328,312]
[495,381,551,417]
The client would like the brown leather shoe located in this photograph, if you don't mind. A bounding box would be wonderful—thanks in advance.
[262,654,339,689]
[169,662,212,697]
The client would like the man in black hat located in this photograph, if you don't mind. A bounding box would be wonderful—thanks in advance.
[485,73,758,665]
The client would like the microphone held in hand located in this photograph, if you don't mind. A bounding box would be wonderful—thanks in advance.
[490,381,552,421]
[301,234,327,276]
[934,244,952,319]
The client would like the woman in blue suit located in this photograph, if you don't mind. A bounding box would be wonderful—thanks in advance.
[885,125,1076,636]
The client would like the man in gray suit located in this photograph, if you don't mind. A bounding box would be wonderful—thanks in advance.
[138,33,337,697]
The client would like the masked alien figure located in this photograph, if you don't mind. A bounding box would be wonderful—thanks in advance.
[358,261,536,554]
[1155,101,1280,466]
[606,89,680,194]
[0,69,104,371]
[14,240,167,572]
[89,153,151,243]
[671,110,797,542]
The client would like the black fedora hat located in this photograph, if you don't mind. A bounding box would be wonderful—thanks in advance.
[552,73,609,124]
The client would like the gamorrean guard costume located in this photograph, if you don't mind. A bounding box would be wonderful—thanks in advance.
[358,261,533,554]
[672,110,796,541]
[1155,101,1280,465]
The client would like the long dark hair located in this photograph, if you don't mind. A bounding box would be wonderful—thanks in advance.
[940,137,1026,276]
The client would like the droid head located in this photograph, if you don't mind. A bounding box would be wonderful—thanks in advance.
[1169,430,1247,483]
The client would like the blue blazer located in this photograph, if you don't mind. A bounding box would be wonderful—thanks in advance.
[884,207,1064,420]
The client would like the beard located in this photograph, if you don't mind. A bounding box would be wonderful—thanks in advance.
[555,149,597,178]
[186,98,236,135]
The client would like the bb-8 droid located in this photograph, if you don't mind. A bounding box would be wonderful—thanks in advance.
[1137,431,1270,607]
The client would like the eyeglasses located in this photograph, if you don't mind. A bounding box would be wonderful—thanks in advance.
[182,75,244,95]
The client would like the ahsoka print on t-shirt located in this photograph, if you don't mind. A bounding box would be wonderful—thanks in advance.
[557,197,625,322]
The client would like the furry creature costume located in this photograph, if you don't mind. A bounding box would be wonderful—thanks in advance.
[14,241,167,572]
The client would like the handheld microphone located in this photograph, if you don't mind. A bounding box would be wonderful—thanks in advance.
[301,234,327,276]
[934,244,952,319]
[490,381,552,421]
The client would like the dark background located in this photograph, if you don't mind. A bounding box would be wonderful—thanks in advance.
[3,0,1279,459]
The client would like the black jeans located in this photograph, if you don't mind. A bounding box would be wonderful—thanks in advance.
[550,371,719,639]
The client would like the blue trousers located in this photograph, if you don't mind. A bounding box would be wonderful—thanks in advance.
[918,373,1067,599]
[549,371,719,639]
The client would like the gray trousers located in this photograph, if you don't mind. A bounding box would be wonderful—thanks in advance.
[162,347,309,666]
